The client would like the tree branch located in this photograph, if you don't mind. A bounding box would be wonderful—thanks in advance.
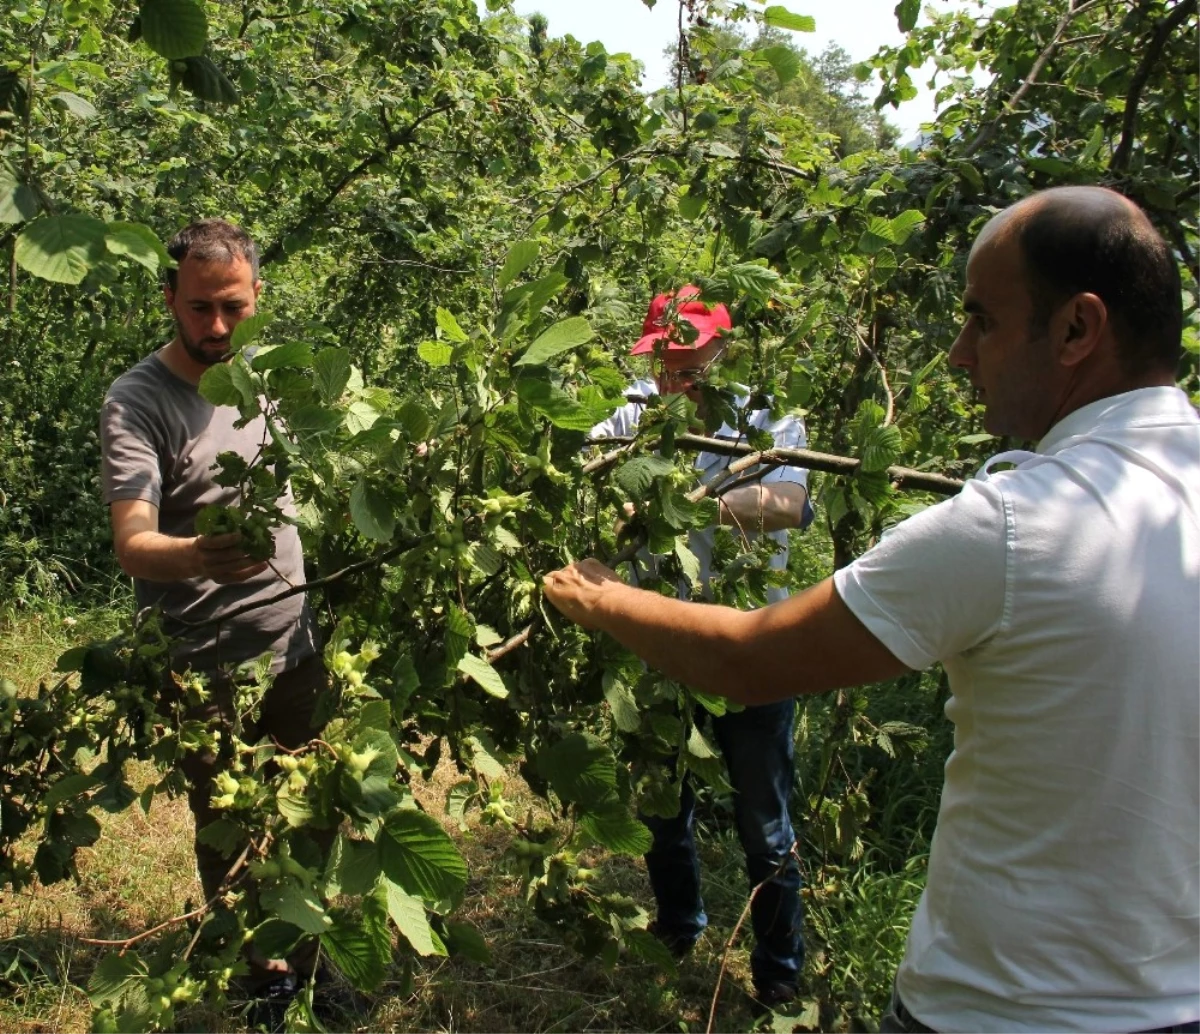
[259,102,455,267]
[1111,0,1196,173]
[584,433,965,496]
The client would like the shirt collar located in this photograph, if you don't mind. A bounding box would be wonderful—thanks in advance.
[1036,386,1194,455]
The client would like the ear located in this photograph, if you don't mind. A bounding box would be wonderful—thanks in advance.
[163,281,175,307]
[1055,292,1107,368]
[253,278,263,300]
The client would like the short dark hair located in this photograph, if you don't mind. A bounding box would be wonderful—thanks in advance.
[1017,188,1183,377]
[164,219,259,290]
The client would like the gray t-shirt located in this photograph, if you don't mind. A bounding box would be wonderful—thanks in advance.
[100,352,318,674]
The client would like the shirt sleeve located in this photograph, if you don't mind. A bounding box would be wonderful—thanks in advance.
[100,397,163,507]
[833,479,1009,670]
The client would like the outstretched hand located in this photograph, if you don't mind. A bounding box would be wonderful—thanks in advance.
[542,559,625,630]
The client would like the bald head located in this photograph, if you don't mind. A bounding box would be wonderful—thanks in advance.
[980,187,1182,377]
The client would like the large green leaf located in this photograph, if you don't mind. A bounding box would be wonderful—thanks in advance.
[514,316,594,367]
[15,215,107,284]
[859,424,903,472]
[497,239,539,290]
[177,55,238,105]
[378,808,467,905]
[250,341,313,372]
[383,877,444,956]
[51,91,98,119]
[580,809,652,856]
[418,340,453,367]
[435,307,468,343]
[537,733,620,811]
[230,312,269,350]
[324,835,381,897]
[313,347,352,403]
[614,455,675,499]
[602,672,640,733]
[763,5,816,32]
[259,882,331,936]
[104,222,170,273]
[0,169,38,224]
[758,45,802,86]
[320,890,391,992]
[457,653,508,699]
[350,480,395,542]
[515,375,598,430]
[198,364,242,407]
[895,0,921,31]
[140,0,207,59]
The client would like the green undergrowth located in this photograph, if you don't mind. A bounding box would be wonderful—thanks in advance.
[0,604,937,1033]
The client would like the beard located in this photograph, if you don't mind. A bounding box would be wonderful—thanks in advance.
[175,319,232,367]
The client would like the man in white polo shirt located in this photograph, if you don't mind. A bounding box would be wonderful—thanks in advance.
[542,186,1200,1033]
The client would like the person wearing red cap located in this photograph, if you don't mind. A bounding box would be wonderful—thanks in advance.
[589,285,813,1010]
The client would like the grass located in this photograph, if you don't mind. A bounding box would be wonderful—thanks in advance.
[0,605,929,1033]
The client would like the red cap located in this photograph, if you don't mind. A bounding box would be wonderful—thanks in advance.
[630,285,732,355]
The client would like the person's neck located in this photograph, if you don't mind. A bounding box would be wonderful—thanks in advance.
[1041,366,1176,440]
[157,338,206,387]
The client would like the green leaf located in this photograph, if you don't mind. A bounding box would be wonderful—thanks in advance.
[325,835,381,897]
[857,215,893,255]
[537,733,620,810]
[860,424,903,472]
[497,240,539,290]
[195,818,244,858]
[614,455,675,500]
[378,808,468,906]
[435,308,468,343]
[320,890,391,992]
[444,606,472,669]
[397,400,431,441]
[894,0,920,32]
[15,215,107,284]
[197,364,242,407]
[678,191,705,221]
[88,952,147,1006]
[177,55,238,105]
[758,45,802,85]
[515,375,597,431]
[603,672,640,733]
[383,878,443,956]
[313,347,352,403]
[350,480,395,542]
[514,316,594,367]
[579,809,652,856]
[443,920,491,963]
[417,340,453,367]
[250,341,313,372]
[104,222,170,273]
[888,209,926,247]
[0,169,38,224]
[457,653,508,699]
[674,538,701,585]
[51,91,98,119]
[140,0,206,59]
[763,5,816,32]
[140,0,207,59]
[230,312,269,350]
[259,883,331,936]
[465,541,502,577]
[43,773,100,810]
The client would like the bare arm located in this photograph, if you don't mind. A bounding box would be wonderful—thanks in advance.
[542,560,909,705]
[110,498,268,584]
[718,481,807,534]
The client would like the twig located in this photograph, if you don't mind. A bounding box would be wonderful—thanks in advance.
[175,534,426,630]
[79,841,256,952]
[850,320,895,426]
[485,623,535,664]
[706,848,796,1033]
[963,0,1105,157]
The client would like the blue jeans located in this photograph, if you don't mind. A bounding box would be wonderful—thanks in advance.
[879,985,1200,1033]
[642,698,803,989]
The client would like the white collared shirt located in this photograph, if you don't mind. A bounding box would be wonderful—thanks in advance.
[836,387,1200,1031]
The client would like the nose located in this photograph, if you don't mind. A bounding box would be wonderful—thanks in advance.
[209,312,230,339]
[948,325,973,371]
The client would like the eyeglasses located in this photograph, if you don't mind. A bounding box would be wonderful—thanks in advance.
[652,348,725,388]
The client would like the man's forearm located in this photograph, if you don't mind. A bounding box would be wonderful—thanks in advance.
[117,530,202,582]
[719,482,806,533]
[589,579,765,703]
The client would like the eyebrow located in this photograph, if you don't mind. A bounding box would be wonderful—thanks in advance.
[962,296,987,316]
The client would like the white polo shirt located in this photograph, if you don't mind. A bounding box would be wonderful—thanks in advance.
[835,387,1200,1032]
[591,379,809,603]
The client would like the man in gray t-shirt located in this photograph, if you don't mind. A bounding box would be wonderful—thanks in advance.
[99,218,324,995]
